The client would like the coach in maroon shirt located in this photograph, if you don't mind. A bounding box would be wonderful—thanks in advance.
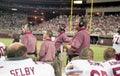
[39,30,56,62]
[55,23,70,53]
[54,23,70,76]
[21,24,37,60]
[66,17,90,61]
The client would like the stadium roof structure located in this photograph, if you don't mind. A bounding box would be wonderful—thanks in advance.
[0,0,120,16]
[0,0,83,15]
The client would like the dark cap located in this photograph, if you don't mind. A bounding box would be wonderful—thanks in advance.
[59,23,66,30]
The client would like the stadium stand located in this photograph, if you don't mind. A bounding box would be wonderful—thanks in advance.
[0,0,120,45]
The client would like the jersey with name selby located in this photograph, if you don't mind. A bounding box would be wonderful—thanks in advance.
[65,60,108,76]
[0,58,55,76]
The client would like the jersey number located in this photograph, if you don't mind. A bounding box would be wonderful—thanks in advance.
[113,36,120,44]
[91,70,107,76]
[113,67,120,76]
[0,47,4,56]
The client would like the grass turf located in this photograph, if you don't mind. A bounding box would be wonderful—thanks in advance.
[0,38,111,61]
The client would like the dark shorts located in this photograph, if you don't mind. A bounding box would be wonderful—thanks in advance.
[68,54,79,61]
[27,51,37,56]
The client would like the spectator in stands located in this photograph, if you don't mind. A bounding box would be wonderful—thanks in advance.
[21,24,37,61]
[0,13,27,34]
[0,13,120,37]
[1,13,120,37]
[112,28,120,60]
[0,42,55,76]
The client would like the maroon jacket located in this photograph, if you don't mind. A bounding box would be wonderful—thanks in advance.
[39,39,56,62]
[21,32,37,53]
[67,28,90,55]
[55,31,70,51]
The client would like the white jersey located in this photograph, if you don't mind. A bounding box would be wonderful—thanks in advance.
[112,34,120,54]
[0,42,6,61]
[0,56,5,62]
[102,59,120,76]
[65,60,108,76]
[0,58,55,76]
[0,42,5,56]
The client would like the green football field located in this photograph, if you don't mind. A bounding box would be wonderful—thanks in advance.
[0,38,111,62]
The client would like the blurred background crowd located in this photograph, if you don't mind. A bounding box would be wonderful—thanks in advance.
[0,12,120,37]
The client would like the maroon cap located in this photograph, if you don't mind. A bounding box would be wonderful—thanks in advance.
[59,23,66,30]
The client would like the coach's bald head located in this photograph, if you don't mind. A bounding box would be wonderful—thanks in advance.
[7,42,27,58]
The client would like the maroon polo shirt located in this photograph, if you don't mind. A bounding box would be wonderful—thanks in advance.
[55,31,70,51]
[67,28,90,55]
[21,32,37,53]
[39,39,56,62]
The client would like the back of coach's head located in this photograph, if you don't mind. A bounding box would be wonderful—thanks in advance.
[46,30,53,38]
[79,48,94,60]
[22,24,32,33]
[6,42,27,58]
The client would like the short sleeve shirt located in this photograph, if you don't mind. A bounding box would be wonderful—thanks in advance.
[67,28,90,55]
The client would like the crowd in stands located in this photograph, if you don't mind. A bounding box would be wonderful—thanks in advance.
[90,15,120,36]
[37,14,120,36]
[0,12,120,37]
[0,12,27,34]
[35,15,79,34]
